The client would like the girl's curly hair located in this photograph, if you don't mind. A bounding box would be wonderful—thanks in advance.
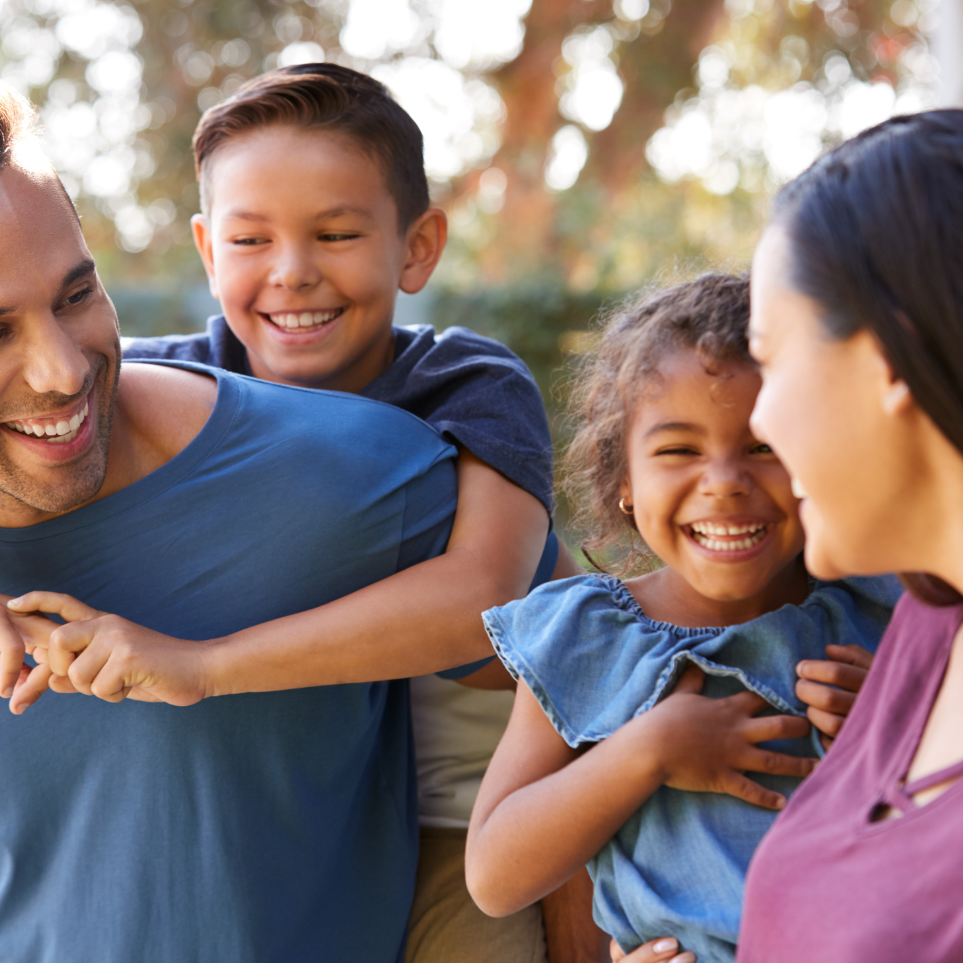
[563,273,752,572]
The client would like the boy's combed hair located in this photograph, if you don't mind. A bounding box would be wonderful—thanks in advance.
[564,273,751,570]
[193,63,429,231]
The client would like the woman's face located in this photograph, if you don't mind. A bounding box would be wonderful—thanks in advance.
[748,226,919,580]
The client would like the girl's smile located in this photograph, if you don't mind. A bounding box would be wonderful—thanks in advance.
[622,349,807,627]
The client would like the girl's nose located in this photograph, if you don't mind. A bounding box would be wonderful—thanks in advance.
[698,458,753,498]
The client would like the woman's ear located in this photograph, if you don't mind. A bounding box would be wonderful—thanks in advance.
[865,329,914,418]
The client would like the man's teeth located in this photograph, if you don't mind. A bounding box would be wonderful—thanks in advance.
[271,310,342,330]
[6,401,88,442]
[690,521,768,552]
[791,477,808,499]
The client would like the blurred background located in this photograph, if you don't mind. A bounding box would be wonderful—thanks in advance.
[0,0,957,480]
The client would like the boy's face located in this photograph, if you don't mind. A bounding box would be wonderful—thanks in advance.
[193,125,445,393]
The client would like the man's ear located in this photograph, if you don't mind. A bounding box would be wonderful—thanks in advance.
[191,214,220,302]
[399,208,447,295]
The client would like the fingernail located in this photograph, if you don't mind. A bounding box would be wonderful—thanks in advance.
[6,598,21,608]
[654,939,678,953]
[1,687,10,699]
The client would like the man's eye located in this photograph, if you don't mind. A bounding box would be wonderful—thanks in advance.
[62,286,93,308]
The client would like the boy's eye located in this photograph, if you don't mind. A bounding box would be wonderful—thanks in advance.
[318,232,359,242]
[232,237,267,246]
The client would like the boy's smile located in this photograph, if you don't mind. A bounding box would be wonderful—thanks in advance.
[192,125,446,393]
[623,350,807,626]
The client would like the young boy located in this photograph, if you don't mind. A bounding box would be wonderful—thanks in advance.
[8,65,601,963]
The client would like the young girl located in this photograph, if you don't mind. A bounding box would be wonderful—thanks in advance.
[465,274,900,963]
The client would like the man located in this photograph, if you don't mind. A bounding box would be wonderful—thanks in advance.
[0,84,458,962]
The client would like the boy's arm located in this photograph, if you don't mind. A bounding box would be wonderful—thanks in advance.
[6,451,548,709]
[465,667,816,917]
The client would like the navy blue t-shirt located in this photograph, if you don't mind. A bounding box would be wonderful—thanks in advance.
[0,363,457,963]
[123,316,555,514]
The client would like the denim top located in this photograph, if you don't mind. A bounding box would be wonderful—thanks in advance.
[483,573,901,962]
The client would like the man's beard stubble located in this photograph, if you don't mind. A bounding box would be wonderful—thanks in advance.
[0,346,120,518]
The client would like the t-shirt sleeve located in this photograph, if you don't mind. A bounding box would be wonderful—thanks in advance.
[364,326,554,515]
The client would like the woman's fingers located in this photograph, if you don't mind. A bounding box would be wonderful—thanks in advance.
[823,643,873,670]
[806,705,844,739]
[7,592,101,624]
[611,936,696,963]
[795,678,856,716]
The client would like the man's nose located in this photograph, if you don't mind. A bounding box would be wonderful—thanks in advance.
[20,313,90,398]
[268,242,321,291]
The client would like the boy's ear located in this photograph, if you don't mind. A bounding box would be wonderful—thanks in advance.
[191,214,220,302]
[399,208,447,295]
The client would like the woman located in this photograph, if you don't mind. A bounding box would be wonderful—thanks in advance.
[736,109,963,960]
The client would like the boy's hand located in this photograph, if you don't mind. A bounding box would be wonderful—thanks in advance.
[0,593,63,712]
[7,592,214,710]
[645,664,816,811]
[795,643,873,748]
[611,936,695,963]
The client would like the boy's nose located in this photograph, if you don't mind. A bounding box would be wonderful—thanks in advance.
[269,246,321,291]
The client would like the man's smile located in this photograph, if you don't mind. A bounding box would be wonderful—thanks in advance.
[1,389,96,459]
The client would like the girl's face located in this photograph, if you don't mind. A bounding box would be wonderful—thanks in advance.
[622,349,805,604]
[748,226,921,580]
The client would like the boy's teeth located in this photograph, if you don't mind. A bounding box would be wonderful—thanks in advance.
[271,310,341,330]
[5,401,88,440]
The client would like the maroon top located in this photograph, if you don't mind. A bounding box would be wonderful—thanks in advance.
[738,592,963,963]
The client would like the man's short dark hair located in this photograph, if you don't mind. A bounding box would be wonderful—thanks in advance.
[193,63,430,231]
[0,83,43,172]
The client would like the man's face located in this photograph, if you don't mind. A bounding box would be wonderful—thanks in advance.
[0,165,120,526]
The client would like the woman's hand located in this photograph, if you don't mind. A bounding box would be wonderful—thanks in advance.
[647,663,816,810]
[795,643,873,749]
[7,592,215,711]
[610,936,695,963]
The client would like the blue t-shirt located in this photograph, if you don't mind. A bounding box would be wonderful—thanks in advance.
[483,573,901,963]
[0,363,457,963]
[122,316,554,514]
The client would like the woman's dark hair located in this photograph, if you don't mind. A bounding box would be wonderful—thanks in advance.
[193,63,429,230]
[564,274,752,571]
[772,109,963,605]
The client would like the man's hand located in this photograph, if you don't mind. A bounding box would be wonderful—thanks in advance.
[795,643,873,749]
[7,592,214,709]
[611,936,695,963]
[0,592,63,714]
[645,664,816,811]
